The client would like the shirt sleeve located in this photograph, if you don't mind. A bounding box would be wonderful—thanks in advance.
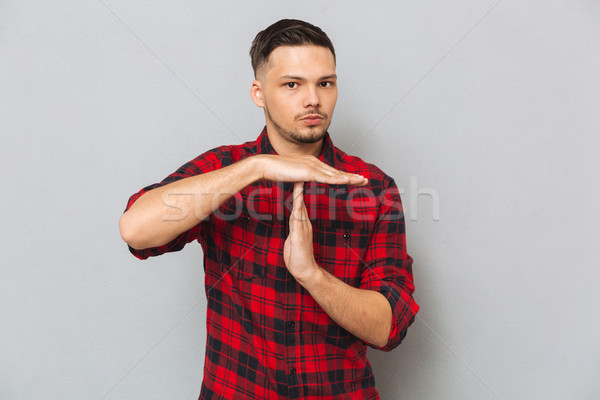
[358,177,419,351]
[123,146,227,260]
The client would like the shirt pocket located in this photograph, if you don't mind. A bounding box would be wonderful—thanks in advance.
[315,220,371,288]
[215,211,269,281]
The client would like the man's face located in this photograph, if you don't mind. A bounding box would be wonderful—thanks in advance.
[252,45,338,145]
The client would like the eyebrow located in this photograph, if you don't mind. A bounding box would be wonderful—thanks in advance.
[280,74,337,81]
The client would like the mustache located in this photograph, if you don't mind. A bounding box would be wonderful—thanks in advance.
[296,110,326,119]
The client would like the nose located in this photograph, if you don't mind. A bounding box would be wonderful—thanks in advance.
[303,85,320,108]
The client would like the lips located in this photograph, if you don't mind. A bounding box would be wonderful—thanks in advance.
[300,114,324,125]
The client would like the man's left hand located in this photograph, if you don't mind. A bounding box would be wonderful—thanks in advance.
[283,182,319,283]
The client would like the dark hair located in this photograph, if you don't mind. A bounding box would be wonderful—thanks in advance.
[249,19,336,76]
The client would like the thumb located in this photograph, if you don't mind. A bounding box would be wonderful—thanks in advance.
[292,182,305,220]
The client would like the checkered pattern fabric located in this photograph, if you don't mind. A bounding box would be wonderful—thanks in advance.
[124,128,419,399]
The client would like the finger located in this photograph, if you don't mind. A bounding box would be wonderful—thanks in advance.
[311,158,362,180]
[315,162,346,176]
[292,182,305,221]
[316,173,369,186]
[309,161,368,184]
[298,189,309,222]
[328,169,367,185]
[350,174,369,186]
[288,202,297,235]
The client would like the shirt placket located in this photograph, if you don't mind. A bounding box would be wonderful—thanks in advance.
[281,181,303,398]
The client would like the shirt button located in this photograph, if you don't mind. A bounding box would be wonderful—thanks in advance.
[244,216,250,222]
[287,321,295,329]
[343,231,350,240]
[290,368,296,375]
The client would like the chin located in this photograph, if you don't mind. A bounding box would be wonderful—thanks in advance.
[289,128,327,144]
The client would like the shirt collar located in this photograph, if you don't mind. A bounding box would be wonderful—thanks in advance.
[256,126,335,166]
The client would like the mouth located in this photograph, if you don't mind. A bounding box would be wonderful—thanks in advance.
[300,114,324,126]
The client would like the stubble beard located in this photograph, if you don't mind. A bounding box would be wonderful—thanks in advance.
[265,106,330,144]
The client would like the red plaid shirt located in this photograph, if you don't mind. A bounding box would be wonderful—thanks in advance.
[124,128,419,399]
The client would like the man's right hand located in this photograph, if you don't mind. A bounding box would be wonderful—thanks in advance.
[255,154,369,186]
[120,153,368,250]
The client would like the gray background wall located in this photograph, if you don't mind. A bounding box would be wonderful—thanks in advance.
[1,1,599,399]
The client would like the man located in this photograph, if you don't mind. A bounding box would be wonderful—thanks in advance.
[120,19,418,400]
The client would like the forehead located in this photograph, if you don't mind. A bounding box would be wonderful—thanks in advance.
[261,45,336,79]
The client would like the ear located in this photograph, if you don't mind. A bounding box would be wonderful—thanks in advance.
[250,79,265,108]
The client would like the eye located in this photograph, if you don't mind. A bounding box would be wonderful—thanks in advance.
[319,81,333,88]
[286,82,298,89]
